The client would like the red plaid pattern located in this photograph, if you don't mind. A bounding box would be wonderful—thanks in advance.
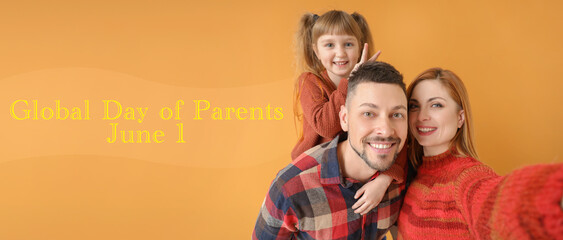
[253,134,407,240]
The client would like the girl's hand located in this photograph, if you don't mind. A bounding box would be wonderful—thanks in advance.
[350,43,381,77]
[352,174,392,215]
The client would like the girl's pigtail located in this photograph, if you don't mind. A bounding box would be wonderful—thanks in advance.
[351,12,375,57]
[293,12,318,141]
[296,13,322,77]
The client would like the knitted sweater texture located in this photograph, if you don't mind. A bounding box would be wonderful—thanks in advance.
[397,149,563,240]
[291,71,346,160]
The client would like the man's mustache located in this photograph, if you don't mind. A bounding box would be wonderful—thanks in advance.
[362,136,401,143]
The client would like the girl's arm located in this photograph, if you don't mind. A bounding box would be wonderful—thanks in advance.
[299,72,348,138]
[352,173,392,215]
[351,148,408,214]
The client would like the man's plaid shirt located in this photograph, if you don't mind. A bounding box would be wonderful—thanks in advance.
[253,134,407,240]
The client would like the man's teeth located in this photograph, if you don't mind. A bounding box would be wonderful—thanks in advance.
[369,143,391,149]
[418,127,435,133]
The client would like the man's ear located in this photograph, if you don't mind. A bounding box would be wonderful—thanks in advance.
[457,109,465,128]
[339,105,349,132]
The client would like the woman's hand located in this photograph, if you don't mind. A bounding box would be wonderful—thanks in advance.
[352,173,392,215]
[350,43,381,77]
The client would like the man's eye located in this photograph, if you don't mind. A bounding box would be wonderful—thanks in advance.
[363,112,373,117]
[392,113,404,119]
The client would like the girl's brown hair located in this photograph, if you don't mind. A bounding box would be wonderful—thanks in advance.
[293,10,374,141]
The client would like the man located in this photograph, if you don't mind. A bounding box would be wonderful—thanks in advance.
[253,61,409,240]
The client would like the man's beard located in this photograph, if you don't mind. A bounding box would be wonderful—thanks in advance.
[349,136,401,172]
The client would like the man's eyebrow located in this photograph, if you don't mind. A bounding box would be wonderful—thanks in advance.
[393,105,407,111]
[359,103,407,110]
[359,103,378,108]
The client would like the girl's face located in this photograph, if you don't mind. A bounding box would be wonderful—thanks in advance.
[314,34,360,84]
[408,79,465,156]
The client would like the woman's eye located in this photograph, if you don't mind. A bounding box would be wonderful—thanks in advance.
[345,42,354,47]
[408,103,419,111]
[431,103,443,108]
[325,43,334,48]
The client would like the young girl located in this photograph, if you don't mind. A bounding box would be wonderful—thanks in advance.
[291,10,407,215]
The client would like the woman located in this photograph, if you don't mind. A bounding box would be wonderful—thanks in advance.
[397,68,563,239]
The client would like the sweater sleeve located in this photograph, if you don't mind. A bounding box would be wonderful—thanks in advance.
[299,72,347,138]
[454,163,563,239]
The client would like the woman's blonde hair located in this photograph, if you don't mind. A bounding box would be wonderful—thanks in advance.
[407,68,479,169]
[293,10,374,141]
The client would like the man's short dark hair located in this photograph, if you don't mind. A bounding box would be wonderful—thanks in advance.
[347,61,406,104]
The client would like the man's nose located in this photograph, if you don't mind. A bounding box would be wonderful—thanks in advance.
[375,117,393,137]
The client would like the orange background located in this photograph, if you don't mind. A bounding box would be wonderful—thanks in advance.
[1,0,562,239]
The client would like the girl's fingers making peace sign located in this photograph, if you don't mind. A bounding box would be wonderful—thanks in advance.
[351,43,381,77]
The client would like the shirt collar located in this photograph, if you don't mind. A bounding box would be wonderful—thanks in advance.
[318,134,354,187]
[318,133,381,187]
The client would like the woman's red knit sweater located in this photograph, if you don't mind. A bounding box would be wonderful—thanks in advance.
[397,149,563,239]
